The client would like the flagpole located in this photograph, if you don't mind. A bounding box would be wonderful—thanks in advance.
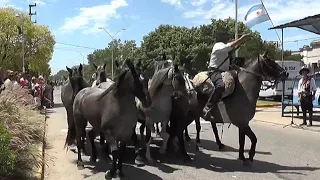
[235,0,239,57]
[259,0,281,42]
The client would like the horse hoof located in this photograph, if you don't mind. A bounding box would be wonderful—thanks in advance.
[243,159,253,167]
[147,158,154,165]
[89,157,97,163]
[218,144,226,151]
[135,156,145,167]
[77,161,84,170]
[238,155,245,161]
[105,170,116,180]
[196,146,199,151]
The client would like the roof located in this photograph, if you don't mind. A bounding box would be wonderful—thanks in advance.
[269,14,320,35]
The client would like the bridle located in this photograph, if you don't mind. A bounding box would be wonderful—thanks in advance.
[238,56,287,90]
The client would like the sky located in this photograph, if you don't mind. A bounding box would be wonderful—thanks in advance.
[1,0,320,74]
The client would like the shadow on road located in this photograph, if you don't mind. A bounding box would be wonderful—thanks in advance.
[53,103,65,108]
[64,136,320,179]
[187,138,272,155]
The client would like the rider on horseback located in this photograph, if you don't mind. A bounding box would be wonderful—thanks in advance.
[203,31,250,119]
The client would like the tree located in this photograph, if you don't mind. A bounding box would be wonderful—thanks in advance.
[85,39,138,80]
[0,8,55,75]
[137,18,290,75]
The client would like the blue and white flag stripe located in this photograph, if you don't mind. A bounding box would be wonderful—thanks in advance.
[244,4,270,28]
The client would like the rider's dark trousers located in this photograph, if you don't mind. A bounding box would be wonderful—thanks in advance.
[206,71,225,108]
[300,94,313,125]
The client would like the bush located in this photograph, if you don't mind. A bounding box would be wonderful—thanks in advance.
[0,85,45,179]
[0,122,15,176]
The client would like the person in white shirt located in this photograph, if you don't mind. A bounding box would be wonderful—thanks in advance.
[297,66,317,126]
[203,31,250,119]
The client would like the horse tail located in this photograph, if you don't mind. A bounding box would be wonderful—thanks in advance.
[64,113,77,150]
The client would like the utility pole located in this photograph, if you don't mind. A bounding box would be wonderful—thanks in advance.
[29,3,37,23]
[234,0,239,57]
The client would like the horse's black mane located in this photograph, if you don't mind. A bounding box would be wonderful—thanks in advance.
[97,68,129,100]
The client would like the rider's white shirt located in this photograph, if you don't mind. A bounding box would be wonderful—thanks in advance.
[297,77,317,93]
[208,42,232,71]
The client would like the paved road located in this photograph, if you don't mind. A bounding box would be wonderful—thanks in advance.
[44,89,320,180]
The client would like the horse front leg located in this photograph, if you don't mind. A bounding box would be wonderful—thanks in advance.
[145,125,154,164]
[238,127,245,161]
[88,129,97,162]
[210,122,225,150]
[105,136,118,179]
[243,125,257,166]
[177,131,192,162]
[131,126,144,166]
[159,121,170,154]
[195,117,201,151]
[117,141,127,177]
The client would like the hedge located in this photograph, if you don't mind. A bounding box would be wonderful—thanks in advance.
[0,85,45,179]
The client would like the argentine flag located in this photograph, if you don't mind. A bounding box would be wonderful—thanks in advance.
[244,4,270,28]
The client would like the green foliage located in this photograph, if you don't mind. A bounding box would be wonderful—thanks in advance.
[0,8,55,75]
[50,69,69,81]
[0,86,45,179]
[0,122,15,176]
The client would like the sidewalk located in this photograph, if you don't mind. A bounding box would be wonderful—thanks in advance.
[253,107,320,132]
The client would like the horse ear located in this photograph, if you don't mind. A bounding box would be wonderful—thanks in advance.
[125,59,134,70]
[136,60,142,68]
[262,51,269,59]
[174,63,179,72]
[79,64,83,71]
[66,66,72,74]
[115,60,120,68]
[126,59,139,79]
[162,53,166,60]
[103,63,107,69]
[93,63,98,70]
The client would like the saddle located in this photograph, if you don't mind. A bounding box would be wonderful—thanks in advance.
[191,70,237,98]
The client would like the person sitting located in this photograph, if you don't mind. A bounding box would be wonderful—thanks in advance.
[203,31,250,119]
[298,66,316,126]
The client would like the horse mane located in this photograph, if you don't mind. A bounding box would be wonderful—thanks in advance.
[243,55,264,68]
[149,67,171,98]
[97,69,128,100]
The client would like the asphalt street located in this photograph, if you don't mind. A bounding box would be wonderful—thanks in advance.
[44,89,320,180]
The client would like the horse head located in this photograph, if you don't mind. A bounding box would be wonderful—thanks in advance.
[171,63,187,95]
[255,52,288,83]
[124,59,152,108]
[66,64,85,100]
[93,62,107,86]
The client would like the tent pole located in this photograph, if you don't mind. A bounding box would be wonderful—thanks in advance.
[281,28,285,117]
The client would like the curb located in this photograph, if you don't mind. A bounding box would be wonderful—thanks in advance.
[35,107,47,180]
[256,104,281,108]
[253,119,320,133]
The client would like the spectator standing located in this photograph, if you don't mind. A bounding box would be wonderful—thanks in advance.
[298,66,317,126]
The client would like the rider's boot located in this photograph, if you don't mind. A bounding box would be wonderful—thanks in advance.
[203,88,223,120]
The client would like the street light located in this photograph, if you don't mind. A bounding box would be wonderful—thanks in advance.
[98,27,126,80]
[15,14,25,73]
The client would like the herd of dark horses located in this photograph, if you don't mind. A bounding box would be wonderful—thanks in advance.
[59,52,288,179]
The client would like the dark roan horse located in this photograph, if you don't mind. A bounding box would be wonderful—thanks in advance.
[67,60,152,179]
[42,83,54,108]
[92,60,151,166]
[171,53,287,166]
[61,64,89,148]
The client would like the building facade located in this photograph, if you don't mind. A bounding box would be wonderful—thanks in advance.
[292,39,320,73]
